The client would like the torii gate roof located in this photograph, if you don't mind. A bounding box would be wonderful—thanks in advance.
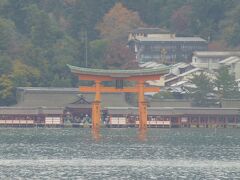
[67,64,169,78]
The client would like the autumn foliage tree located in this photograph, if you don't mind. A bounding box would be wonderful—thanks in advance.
[104,42,137,69]
[96,3,141,69]
[96,2,145,41]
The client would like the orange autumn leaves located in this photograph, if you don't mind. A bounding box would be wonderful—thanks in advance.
[96,3,145,42]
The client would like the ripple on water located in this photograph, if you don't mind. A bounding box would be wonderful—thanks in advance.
[0,128,239,179]
[0,158,240,168]
[0,160,239,179]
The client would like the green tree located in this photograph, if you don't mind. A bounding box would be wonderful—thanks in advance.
[1,0,36,34]
[153,91,175,99]
[70,0,115,40]
[12,60,40,87]
[122,0,187,27]
[89,39,108,68]
[51,36,80,75]
[214,66,240,99]
[22,4,62,48]
[0,17,16,50]
[51,75,72,87]
[0,0,7,8]
[0,75,16,106]
[190,0,232,39]
[220,4,240,47]
[188,72,215,107]
[0,54,12,74]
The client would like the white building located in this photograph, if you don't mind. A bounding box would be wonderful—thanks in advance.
[192,51,240,80]
[219,56,240,80]
[192,51,240,71]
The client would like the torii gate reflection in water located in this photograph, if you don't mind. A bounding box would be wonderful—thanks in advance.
[68,65,169,130]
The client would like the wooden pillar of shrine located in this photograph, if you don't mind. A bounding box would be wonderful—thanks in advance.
[92,80,101,129]
[138,80,147,129]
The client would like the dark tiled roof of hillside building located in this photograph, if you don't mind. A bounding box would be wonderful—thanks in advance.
[130,28,171,34]
[137,37,207,42]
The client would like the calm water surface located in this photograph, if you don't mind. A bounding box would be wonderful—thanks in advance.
[0,128,239,179]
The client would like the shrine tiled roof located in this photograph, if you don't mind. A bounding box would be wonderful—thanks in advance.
[0,107,63,115]
[105,107,240,116]
[67,64,169,77]
[15,87,131,108]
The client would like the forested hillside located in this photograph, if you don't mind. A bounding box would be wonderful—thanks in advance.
[0,0,240,105]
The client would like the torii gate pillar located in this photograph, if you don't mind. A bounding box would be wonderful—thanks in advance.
[138,81,148,129]
[92,80,101,129]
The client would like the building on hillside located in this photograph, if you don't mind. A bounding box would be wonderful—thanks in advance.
[128,28,207,63]
[138,62,198,87]
[139,61,168,87]
[139,62,205,95]
[192,51,240,80]
[219,56,240,80]
[191,51,240,71]
[236,79,240,89]
[164,63,202,86]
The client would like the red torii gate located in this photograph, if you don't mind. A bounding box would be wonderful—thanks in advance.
[68,65,169,129]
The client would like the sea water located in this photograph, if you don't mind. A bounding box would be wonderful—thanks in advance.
[0,128,239,179]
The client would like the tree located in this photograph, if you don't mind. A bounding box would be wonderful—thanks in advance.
[0,75,16,106]
[69,0,116,40]
[1,0,240,102]
[0,0,8,9]
[220,4,240,47]
[1,0,36,34]
[208,40,228,51]
[0,17,16,50]
[153,91,175,99]
[12,60,40,87]
[0,54,12,74]
[23,4,62,48]
[170,5,192,35]
[188,72,215,107]
[96,2,145,41]
[103,42,137,69]
[51,75,72,87]
[190,0,232,40]
[214,66,240,99]
[51,36,80,76]
[89,39,108,68]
